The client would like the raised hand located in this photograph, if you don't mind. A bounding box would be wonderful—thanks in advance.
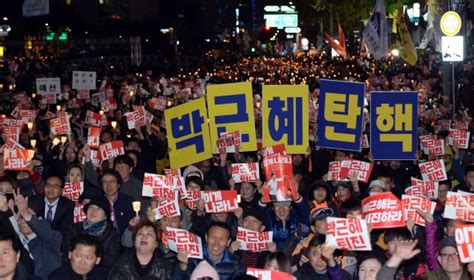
[321,243,337,267]
[387,239,421,268]
[416,209,434,223]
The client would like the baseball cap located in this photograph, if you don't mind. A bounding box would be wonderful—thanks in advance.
[310,208,334,224]
[335,181,352,189]
[368,179,386,191]
[242,208,264,223]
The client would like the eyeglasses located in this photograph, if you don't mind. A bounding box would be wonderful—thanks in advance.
[440,252,459,259]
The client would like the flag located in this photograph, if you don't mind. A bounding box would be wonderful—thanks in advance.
[363,0,388,60]
[23,0,49,17]
[396,0,418,65]
[324,21,347,59]
[419,0,442,49]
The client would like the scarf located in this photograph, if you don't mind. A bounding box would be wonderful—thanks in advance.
[83,220,108,236]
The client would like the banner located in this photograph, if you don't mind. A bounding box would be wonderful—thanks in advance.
[317,80,365,151]
[152,191,180,219]
[396,2,418,65]
[421,138,445,156]
[50,115,71,136]
[262,149,295,202]
[185,191,201,210]
[455,224,474,263]
[165,98,212,168]
[419,159,448,181]
[87,127,101,149]
[407,178,439,199]
[36,78,60,95]
[73,203,86,223]
[3,149,35,171]
[125,106,153,129]
[326,217,372,251]
[362,192,405,229]
[231,163,260,183]
[99,141,124,161]
[142,173,186,199]
[448,129,470,149]
[72,71,97,90]
[217,131,241,154]
[202,190,239,213]
[22,0,49,17]
[237,227,273,252]
[339,159,373,183]
[85,111,108,127]
[370,92,418,160]
[444,192,474,222]
[166,227,203,259]
[63,182,84,202]
[246,268,293,280]
[262,85,308,154]
[207,82,256,153]
[401,195,436,226]
[363,0,388,60]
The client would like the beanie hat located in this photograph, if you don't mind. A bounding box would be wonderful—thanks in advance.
[190,260,219,280]
[84,195,112,221]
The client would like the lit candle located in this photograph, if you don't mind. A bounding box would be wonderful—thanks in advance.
[132,201,141,217]
[129,91,134,97]
[27,122,34,130]
[111,121,117,129]
[99,110,104,115]
[32,93,36,99]
[56,105,61,111]
[52,138,60,146]
[30,139,37,148]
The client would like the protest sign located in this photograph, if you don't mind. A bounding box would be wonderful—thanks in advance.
[73,203,86,223]
[164,168,181,177]
[246,268,293,280]
[262,150,295,202]
[401,195,436,226]
[50,115,71,136]
[142,173,186,199]
[165,98,212,168]
[72,71,97,90]
[231,163,259,183]
[444,192,474,222]
[326,217,372,251]
[2,127,20,143]
[63,182,84,202]
[125,107,152,129]
[166,227,203,259]
[419,160,448,181]
[202,191,239,213]
[339,159,373,183]
[262,85,308,154]
[327,161,343,181]
[370,91,418,160]
[87,127,101,149]
[152,191,180,220]
[76,89,90,100]
[36,78,60,95]
[99,141,124,161]
[148,97,168,111]
[217,131,241,154]
[185,191,202,210]
[91,92,106,106]
[448,129,470,149]
[102,99,117,112]
[421,138,445,156]
[39,93,57,105]
[207,82,257,153]
[455,224,474,263]
[362,192,405,229]
[85,111,108,127]
[317,80,365,152]
[3,149,35,171]
[236,227,273,252]
[407,178,439,199]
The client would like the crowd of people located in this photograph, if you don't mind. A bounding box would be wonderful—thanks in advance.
[0,46,473,280]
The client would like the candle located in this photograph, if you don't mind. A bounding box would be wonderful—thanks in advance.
[32,93,36,99]
[52,138,60,146]
[129,91,134,97]
[99,110,104,115]
[132,201,141,217]
[27,122,33,130]
[111,121,117,129]
[30,139,37,148]
[56,105,61,111]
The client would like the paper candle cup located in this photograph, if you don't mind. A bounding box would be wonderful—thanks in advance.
[30,139,37,148]
[132,201,141,212]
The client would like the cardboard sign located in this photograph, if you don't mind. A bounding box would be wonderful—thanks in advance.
[73,203,86,223]
[455,224,474,263]
[339,159,373,183]
[148,97,168,111]
[2,127,20,143]
[231,163,259,183]
[63,182,84,202]
[76,89,90,100]
[87,127,101,149]
[262,152,295,202]
[246,268,293,280]
[99,141,124,161]
[448,129,470,149]
[237,227,273,252]
[262,144,286,157]
[327,161,343,181]
[3,149,34,171]
[185,191,201,210]
[401,195,436,227]
[421,138,445,156]
[125,109,146,129]
[36,78,61,95]
[217,131,241,154]
[407,178,439,199]
[152,191,180,219]
[317,80,365,152]
[85,111,107,127]
[444,191,474,222]
[50,115,71,136]
[142,173,186,199]
[419,160,448,181]
[166,227,203,259]
[362,192,405,229]
[202,190,239,213]
[326,217,372,251]
[72,71,97,90]
[90,149,102,168]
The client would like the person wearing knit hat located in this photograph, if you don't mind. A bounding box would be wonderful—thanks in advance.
[367,179,387,196]
[68,195,121,270]
[190,261,219,280]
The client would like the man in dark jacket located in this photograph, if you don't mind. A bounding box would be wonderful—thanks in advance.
[174,221,246,280]
[0,231,40,280]
[49,233,109,280]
